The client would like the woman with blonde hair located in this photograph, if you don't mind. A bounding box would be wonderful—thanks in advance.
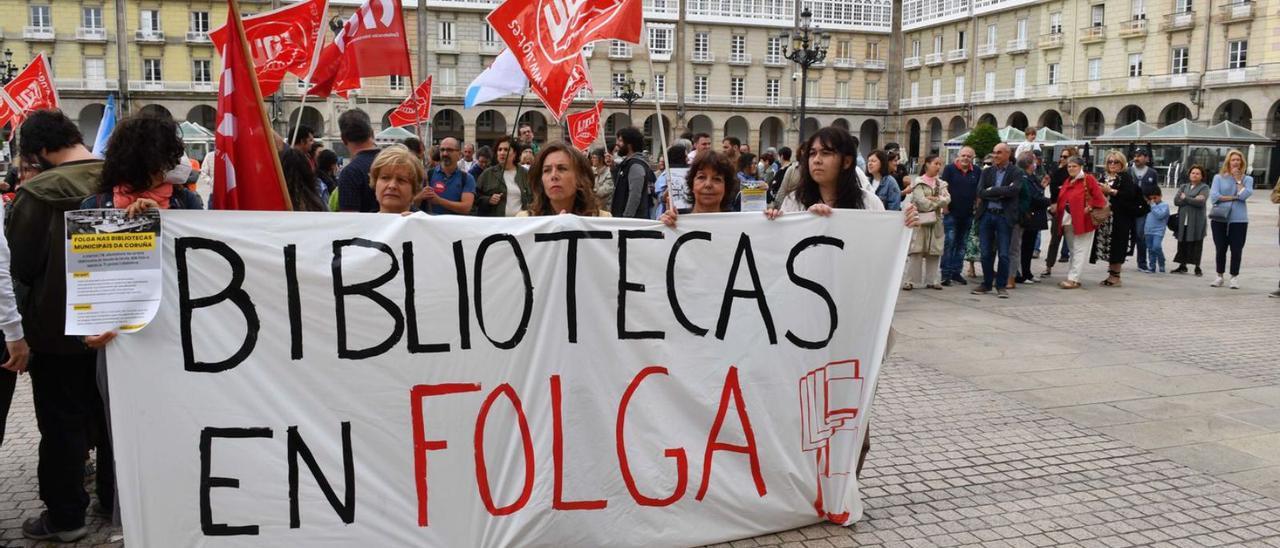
[368,145,426,215]
[1208,149,1254,288]
[1090,149,1146,287]
[518,142,610,217]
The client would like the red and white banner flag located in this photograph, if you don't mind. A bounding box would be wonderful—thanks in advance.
[212,0,292,211]
[487,0,642,119]
[565,101,602,151]
[387,76,432,128]
[209,0,328,97]
[307,0,413,98]
[0,53,59,129]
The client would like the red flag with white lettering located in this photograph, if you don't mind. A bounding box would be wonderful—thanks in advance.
[0,53,59,129]
[387,76,432,128]
[212,0,292,211]
[209,0,328,97]
[487,0,641,119]
[307,0,413,98]
[565,101,602,151]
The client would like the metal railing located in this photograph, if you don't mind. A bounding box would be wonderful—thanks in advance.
[76,27,107,41]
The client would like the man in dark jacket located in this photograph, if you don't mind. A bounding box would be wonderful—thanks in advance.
[972,143,1022,298]
[7,109,106,542]
[1129,148,1160,271]
[612,127,654,218]
[940,146,980,285]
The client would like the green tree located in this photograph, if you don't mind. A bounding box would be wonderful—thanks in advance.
[963,123,1002,160]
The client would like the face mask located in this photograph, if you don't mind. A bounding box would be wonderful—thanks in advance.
[164,162,193,186]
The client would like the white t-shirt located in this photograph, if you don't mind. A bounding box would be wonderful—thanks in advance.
[778,188,885,213]
[503,169,523,217]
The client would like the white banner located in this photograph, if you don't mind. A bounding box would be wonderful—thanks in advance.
[108,210,908,547]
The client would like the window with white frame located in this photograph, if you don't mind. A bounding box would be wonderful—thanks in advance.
[1175,0,1192,13]
[191,11,209,33]
[694,75,707,102]
[1128,53,1143,76]
[1047,63,1059,84]
[767,37,784,63]
[193,59,212,83]
[1091,5,1105,26]
[653,74,665,99]
[731,77,744,104]
[957,30,966,50]
[438,21,454,46]
[693,32,709,58]
[1228,40,1247,69]
[807,79,819,99]
[1049,12,1062,33]
[837,40,851,59]
[609,40,632,57]
[144,58,162,82]
[932,35,942,54]
[439,67,456,90]
[866,41,880,59]
[1172,47,1189,74]
[911,39,920,57]
[1088,58,1101,80]
[1016,18,1027,42]
[141,9,160,32]
[984,71,995,91]
[865,81,879,101]
[83,7,103,29]
[836,80,849,102]
[1013,67,1025,93]
[84,58,106,82]
[611,72,626,97]
[647,25,673,57]
[483,24,498,45]
[954,75,964,97]
[1131,0,1145,19]
[931,78,941,98]
[731,35,746,61]
[986,24,996,45]
[910,81,919,99]
[29,5,51,28]
[390,75,405,91]
[766,79,780,105]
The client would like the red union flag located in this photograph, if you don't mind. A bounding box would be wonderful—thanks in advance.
[487,0,641,119]
[565,101,602,150]
[387,76,432,128]
[212,0,291,211]
[307,0,413,98]
[209,0,328,97]
[0,53,58,129]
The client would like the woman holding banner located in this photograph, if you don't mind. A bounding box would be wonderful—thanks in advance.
[659,151,739,227]
[517,143,610,217]
[368,145,426,216]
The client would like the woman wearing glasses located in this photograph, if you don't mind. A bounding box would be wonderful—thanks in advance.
[1090,150,1146,287]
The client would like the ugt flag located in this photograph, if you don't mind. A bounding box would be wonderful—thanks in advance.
[565,101,602,151]
[387,76,432,128]
[212,0,292,211]
[209,0,329,96]
[307,0,413,98]
[487,0,642,119]
[0,53,58,129]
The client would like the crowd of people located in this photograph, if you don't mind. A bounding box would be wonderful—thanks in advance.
[0,105,1276,542]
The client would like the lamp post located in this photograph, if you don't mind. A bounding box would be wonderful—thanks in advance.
[780,9,829,146]
[614,68,646,121]
[0,49,18,85]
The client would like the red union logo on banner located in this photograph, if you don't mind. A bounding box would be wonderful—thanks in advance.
[565,101,601,150]
[0,53,58,129]
[387,76,432,128]
[537,0,632,62]
[209,0,327,97]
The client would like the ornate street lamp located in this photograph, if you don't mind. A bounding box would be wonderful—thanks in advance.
[614,68,646,121]
[780,9,830,145]
[0,49,18,85]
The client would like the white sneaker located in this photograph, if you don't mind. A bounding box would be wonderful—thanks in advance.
[1210,276,1224,287]
[1229,276,1240,289]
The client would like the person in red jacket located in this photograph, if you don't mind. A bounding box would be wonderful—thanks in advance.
[1055,155,1110,289]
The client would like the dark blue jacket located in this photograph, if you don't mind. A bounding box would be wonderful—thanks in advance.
[941,162,980,218]
[976,162,1023,224]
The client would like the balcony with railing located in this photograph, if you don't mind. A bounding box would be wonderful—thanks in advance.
[977,43,999,58]
[863,59,886,70]
[1219,1,1254,22]
[480,40,503,54]
[643,0,680,19]
[729,52,752,65]
[973,0,1042,15]
[1038,33,1063,48]
[903,56,921,69]
[686,0,795,27]
[902,94,964,109]
[1079,26,1106,42]
[186,31,211,44]
[609,43,633,59]
[128,80,216,92]
[812,97,888,110]
[1150,72,1199,89]
[691,51,715,64]
[437,38,457,51]
[832,58,856,69]
[947,48,968,62]
[135,29,165,43]
[650,49,672,62]
[1204,66,1261,86]
[925,52,944,66]
[76,27,107,41]
[23,26,55,40]
[1163,12,1195,31]
[1005,38,1029,54]
[1119,18,1148,37]
[55,78,119,91]
[764,54,786,67]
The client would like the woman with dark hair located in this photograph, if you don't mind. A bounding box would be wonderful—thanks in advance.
[865,149,900,211]
[518,142,609,217]
[316,149,339,202]
[1091,150,1146,287]
[590,147,614,206]
[279,148,326,212]
[475,135,530,216]
[767,126,920,220]
[659,151,738,227]
[83,113,202,213]
[1172,164,1210,275]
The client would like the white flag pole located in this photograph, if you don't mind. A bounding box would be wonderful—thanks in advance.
[641,31,669,173]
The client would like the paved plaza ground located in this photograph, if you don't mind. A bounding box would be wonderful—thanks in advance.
[1,191,1277,547]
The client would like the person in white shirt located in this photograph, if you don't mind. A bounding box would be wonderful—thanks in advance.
[1013,126,1042,161]
[0,206,31,448]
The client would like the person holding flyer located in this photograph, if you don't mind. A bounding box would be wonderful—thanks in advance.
[659,150,740,227]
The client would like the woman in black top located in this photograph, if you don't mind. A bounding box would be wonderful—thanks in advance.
[1090,150,1147,287]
